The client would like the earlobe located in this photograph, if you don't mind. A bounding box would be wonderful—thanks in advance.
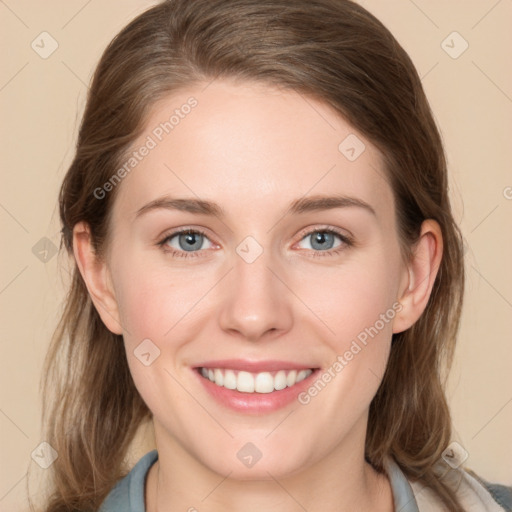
[392,219,443,334]
[72,221,124,335]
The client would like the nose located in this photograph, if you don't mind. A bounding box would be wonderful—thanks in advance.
[218,245,294,342]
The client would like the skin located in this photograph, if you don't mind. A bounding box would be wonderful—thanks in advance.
[73,79,442,511]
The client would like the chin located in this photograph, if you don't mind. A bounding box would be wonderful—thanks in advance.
[196,442,312,481]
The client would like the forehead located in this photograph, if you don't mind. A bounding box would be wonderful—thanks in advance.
[112,79,394,227]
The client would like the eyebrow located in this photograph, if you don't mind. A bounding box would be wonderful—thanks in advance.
[134,193,377,219]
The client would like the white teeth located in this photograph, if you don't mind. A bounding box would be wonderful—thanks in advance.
[296,369,309,383]
[254,372,274,393]
[199,367,313,393]
[214,368,224,386]
[237,371,255,393]
[286,370,297,387]
[223,370,237,390]
[274,370,287,390]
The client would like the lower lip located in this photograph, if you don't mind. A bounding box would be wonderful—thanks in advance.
[194,368,320,414]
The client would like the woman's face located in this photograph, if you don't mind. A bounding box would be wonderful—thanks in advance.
[103,79,410,478]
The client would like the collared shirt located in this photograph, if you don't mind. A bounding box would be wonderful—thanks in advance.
[99,450,512,511]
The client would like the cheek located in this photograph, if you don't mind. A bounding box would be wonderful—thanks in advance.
[296,265,398,429]
[111,256,203,343]
[300,255,400,345]
[296,251,400,414]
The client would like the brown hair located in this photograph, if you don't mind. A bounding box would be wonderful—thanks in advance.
[34,0,466,510]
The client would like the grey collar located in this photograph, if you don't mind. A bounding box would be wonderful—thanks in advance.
[383,457,420,512]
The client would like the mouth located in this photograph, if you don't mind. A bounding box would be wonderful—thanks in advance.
[193,360,320,413]
[196,367,314,393]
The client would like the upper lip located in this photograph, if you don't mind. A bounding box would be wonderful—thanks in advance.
[194,359,318,373]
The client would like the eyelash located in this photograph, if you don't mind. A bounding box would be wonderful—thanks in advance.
[157,226,354,259]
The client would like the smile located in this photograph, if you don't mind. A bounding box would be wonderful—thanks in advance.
[198,367,313,393]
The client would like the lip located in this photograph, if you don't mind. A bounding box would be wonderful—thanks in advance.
[192,360,320,414]
[196,359,315,373]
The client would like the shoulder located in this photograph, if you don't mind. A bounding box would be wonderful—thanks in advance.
[384,456,511,512]
[464,469,512,512]
[98,450,159,512]
[409,466,512,512]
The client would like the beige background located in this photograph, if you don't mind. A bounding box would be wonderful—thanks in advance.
[1,1,511,510]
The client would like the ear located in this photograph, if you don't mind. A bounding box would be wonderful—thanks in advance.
[72,221,124,335]
[392,219,443,334]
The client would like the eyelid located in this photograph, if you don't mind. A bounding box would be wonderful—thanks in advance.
[293,224,354,244]
[157,226,216,256]
[157,224,354,258]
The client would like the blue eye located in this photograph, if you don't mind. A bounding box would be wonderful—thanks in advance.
[296,229,352,257]
[300,231,340,251]
[157,227,353,259]
[158,229,212,257]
